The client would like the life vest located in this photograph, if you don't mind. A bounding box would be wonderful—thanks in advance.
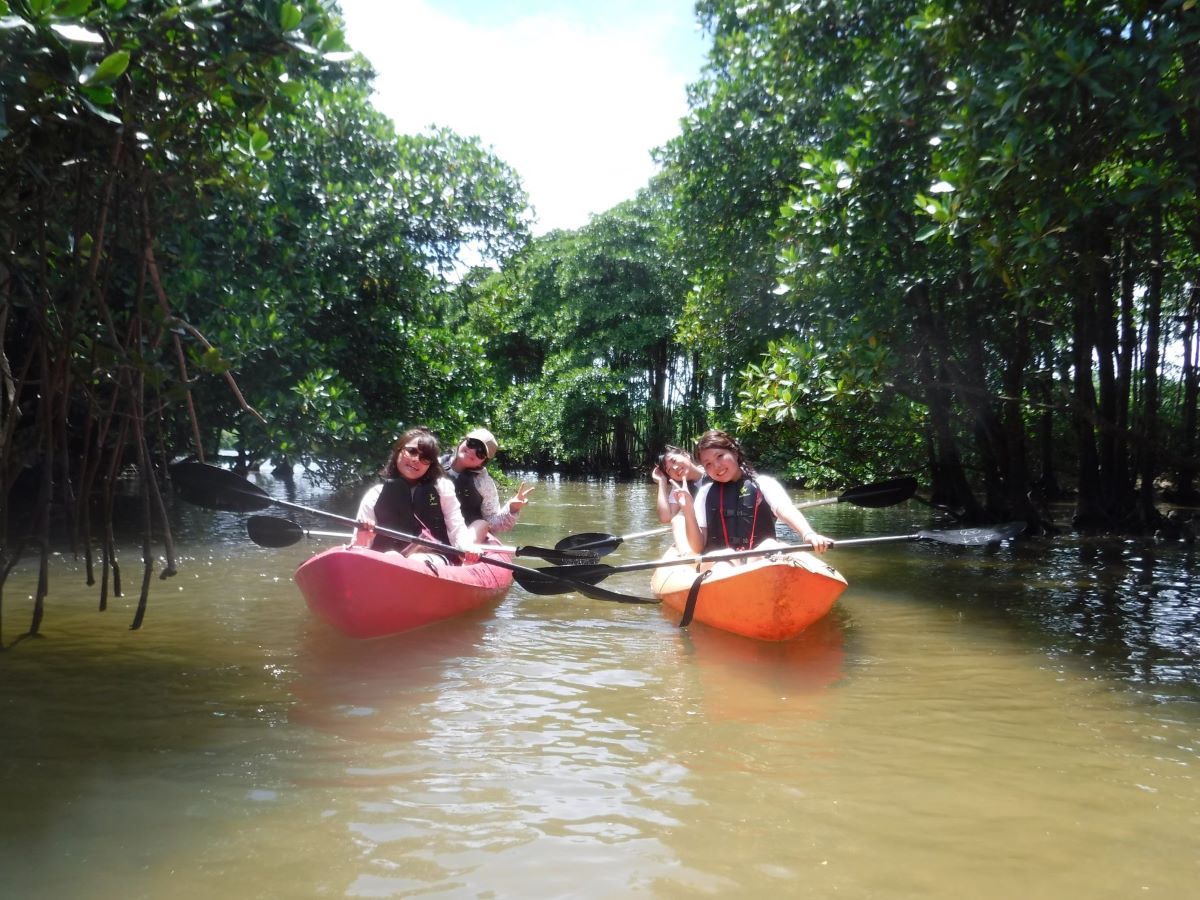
[447,466,486,523]
[372,478,450,552]
[704,477,778,551]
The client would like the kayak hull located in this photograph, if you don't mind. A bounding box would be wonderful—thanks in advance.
[650,550,847,641]
[294,543,514,639]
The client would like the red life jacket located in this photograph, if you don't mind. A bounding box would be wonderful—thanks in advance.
[704,477,778,551]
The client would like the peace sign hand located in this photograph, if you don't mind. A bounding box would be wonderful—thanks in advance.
[510,482,535,513]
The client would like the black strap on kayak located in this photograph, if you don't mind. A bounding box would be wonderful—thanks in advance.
[678,569,712,628]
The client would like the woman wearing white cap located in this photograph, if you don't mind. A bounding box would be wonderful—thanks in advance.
[444,427,535,543]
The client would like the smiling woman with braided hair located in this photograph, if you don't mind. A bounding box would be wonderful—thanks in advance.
[670,429,833,560]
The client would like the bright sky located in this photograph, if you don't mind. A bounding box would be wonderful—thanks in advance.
[336,0,709,234]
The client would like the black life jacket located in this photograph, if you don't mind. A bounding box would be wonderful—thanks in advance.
[371,478,450,552]
[446,466,486,523]
[704,476,778,551]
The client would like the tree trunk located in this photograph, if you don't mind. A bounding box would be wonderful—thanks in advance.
[1174,285,1199,501]
[1096,225,1125,506]
[905,283,986,519]
[1136,208,1164,529]
[998,310,1041,528]
[1070,269,1111,531]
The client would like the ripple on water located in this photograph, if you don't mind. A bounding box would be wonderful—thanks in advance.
[3,486,1200,899]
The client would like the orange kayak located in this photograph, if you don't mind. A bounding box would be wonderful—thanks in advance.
[649,550,847,641]
[294,543,513,639]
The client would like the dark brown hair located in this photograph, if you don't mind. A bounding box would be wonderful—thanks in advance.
[694,429,756,476]
[381,426,446,483]
[655,444,693,472]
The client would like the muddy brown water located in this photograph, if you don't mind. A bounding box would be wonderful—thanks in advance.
[2,474,1197,898]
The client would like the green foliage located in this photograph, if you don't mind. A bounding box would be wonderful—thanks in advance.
[736,337,924,484]
[154,70,531,484]
[0,0,356,630]
[661,0,1200,520]
[460,185,690,470]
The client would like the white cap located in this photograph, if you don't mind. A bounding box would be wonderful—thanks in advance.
[465,427,498,460]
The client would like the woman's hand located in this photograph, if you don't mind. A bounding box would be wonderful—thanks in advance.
[509,482,535,513]
[669,481,692,514]
[802,531,833,553]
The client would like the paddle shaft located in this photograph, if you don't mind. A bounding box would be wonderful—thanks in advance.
[236,493,518,555]
[796,496,841,509]
[246,513,590,564]
[299,528,354,540]
[576,534,922,578]
[538,524,1022,584]
[566,498,865,548]
[615,526,672,541]
[555,476,917,553]
[558,525,670,552]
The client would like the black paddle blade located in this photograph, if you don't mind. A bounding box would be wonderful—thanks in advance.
[514,545,601,565]
[169,462,272,513]
[246,515,305,548]
[520,563,611,586]
[553,531,619,553]
[842,476,918,508]
[511,568,657,603]
[919,522,1025,546]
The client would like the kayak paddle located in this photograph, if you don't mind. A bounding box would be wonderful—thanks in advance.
[552,525,671,555]
[247,515,351,547]
[794,475,918,509]
[547,475,920,557]
[515,522,1026,596]
[170,462,655,604]
[241,512,591,567]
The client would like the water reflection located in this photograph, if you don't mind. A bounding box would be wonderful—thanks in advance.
[288,611,493,747]
[4,477,1199,898]
[1011,537,1200,696]
[825,510,1200,702]
[674,613,846,723]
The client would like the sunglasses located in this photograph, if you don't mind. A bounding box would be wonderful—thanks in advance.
[399,445,431,463]
[465,438,489,459]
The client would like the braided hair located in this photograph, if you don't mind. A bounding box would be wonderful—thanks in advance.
[694,429,757,477]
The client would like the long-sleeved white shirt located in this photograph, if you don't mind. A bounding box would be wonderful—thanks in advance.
[352,477,473,550]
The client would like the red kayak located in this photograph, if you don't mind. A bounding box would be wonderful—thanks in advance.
[294,542,514,639]
[650,550,847,641]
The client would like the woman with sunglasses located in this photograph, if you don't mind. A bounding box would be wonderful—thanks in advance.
[444,427,534,543]
[670,429,832,560]
[353,426,476,564]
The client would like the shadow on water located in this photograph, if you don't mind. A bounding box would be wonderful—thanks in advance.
[0,614,295,848]
[1012,536,1200,696]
